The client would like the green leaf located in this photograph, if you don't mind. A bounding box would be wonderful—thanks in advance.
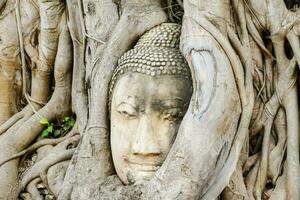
[68,119,75,127]
[40,118,49,125]
[63,124,70,131]
[63,116,70,122]
[54,129,61,137]
[47,125,53,133]
[41,129,49,138]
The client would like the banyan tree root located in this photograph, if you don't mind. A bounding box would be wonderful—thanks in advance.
[19,132,79,198]
[0,4,72,198]
[19,146,78,196]
[47,160,71,197]
[17,134,80,197]
[0,0,39,126]
[242,1,300,199]
[0,123,78,168]
[0,106,33,136]
[25,178,43,200]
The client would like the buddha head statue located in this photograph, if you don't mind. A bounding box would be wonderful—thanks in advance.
[109,23,192,185]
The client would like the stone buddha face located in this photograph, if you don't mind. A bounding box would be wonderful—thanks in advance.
[109,23,192,184]
[110,73,192,184]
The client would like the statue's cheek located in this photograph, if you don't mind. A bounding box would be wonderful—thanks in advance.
[156,121,181,155]
[110,122,133,184]
[110,121,134,157]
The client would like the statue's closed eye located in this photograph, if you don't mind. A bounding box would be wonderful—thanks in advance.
[117,103,138,119]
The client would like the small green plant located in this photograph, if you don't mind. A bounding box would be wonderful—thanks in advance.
[40,116,76,138]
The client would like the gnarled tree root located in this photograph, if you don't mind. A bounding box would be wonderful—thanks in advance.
[0,25,72,199]
[19,149,76,196]
[26,178,43,200]
[0,124,78,168]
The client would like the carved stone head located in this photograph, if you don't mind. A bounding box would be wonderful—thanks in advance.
[109,23,192,184]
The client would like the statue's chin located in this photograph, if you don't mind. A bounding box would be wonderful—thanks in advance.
[125,170,157,184]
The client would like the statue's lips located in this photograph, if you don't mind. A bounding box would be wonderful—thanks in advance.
[125,158,162,172]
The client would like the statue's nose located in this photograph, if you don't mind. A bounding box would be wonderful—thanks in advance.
[131,115,161,156]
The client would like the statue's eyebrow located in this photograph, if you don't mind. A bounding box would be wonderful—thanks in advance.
[116,96,138,109]
[152,98,184,110]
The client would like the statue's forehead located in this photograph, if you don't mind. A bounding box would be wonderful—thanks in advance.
[113,73,191,105]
